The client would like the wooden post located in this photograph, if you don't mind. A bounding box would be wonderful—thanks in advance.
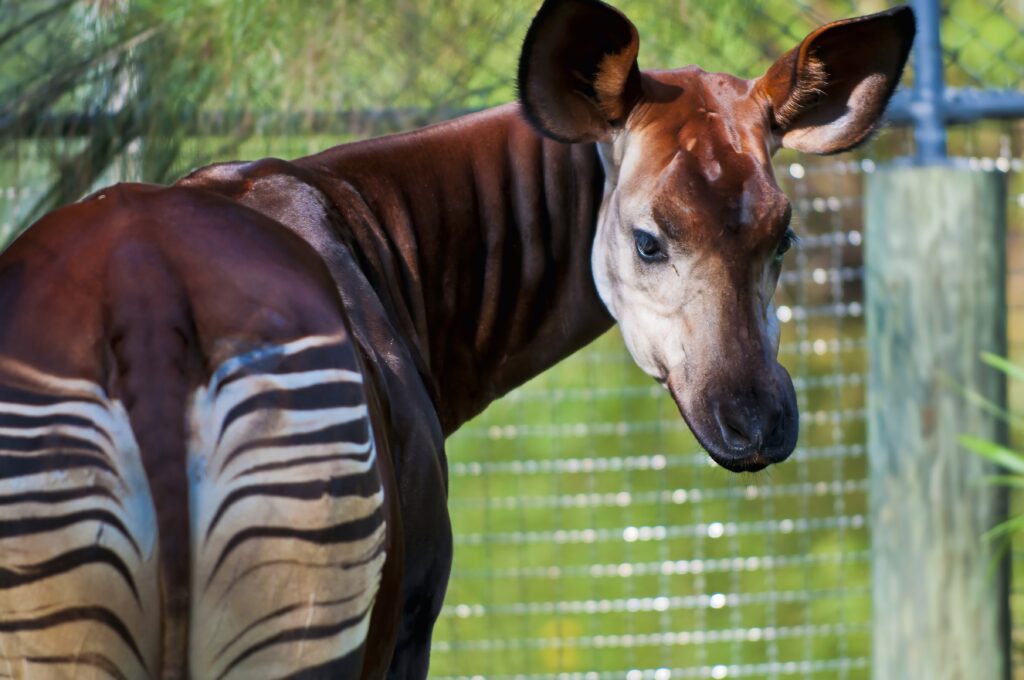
[866,165,1009,680]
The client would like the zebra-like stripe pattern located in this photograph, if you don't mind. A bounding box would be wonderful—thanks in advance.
[0,361,161,679]
[188,333,387,679]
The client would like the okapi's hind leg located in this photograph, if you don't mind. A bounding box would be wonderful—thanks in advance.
[0,360,163,679]
[186,332,388,679]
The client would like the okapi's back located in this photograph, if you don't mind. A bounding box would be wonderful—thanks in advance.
[0,184,388,678]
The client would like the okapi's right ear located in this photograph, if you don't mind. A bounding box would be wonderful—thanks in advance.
[517,0,642,143]
[759,6,916,154]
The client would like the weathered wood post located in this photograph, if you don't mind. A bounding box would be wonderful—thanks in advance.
[865,165,1009,679]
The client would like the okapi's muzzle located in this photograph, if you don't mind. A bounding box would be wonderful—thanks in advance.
[669,363,798,472]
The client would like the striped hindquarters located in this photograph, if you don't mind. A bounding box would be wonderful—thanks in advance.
[187,333,387,679]
[0,362,162,679]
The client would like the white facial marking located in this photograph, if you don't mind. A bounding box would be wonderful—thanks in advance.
[592,130,723,382]
[703,159,722,183]
[592,127,785,388]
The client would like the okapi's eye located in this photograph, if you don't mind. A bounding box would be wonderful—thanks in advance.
[634,230,665,262]
[775,228,797,263]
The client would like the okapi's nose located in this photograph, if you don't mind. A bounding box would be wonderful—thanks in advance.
[668,367,798,473]
[712,391,790,466]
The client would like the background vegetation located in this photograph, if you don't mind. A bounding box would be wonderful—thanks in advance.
[4,0,1021,237]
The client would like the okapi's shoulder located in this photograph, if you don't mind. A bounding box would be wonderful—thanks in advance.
[177,157,317,200]
[178,157,353,257]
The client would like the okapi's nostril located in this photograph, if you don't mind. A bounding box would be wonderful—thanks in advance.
[765,408,786,448]
[716,404,758,449]
[725,420,751,445]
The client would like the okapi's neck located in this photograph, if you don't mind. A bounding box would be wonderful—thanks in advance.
[299,103,613,434]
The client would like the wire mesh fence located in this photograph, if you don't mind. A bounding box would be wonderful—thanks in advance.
[431,127,1024,677]
[432,154,880,678]
[1,1,1023,678]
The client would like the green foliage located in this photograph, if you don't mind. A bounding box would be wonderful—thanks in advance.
[959,354,1024,541]
[961,435,1024,477]
[2,1,230,223]
[2,0,1022,242]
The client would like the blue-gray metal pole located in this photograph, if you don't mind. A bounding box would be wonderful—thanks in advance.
[910,0,948,164]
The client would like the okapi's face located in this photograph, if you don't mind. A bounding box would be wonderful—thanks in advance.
[518,0,914,471]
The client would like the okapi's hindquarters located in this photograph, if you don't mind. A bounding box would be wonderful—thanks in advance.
[0,363,163,678]
[187,333,387,679]
[0,184,389,678]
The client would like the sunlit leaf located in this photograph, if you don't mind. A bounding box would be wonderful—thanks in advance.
[959,435,1024,475]
[981,352,1024,383]
[983,514,1024,542]
[978,475,1024,489]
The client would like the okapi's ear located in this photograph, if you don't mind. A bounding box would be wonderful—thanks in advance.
[517,0,642,143]
[759,6,915,155]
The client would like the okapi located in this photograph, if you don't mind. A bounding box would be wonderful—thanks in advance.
[0,0,914,677]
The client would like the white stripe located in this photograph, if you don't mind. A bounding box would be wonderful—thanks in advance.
[222,440,375,485]
[0,359,109,401]
[215,368,364,404]
[215,405,369,471]
[0,423,117,454]
[207,332,352,394]
[0,400,120,426]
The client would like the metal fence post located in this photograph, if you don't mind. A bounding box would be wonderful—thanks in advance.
[909,0,948,163]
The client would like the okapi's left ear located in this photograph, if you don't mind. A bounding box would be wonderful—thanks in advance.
[518,0,642,143]
[759,6,916,155]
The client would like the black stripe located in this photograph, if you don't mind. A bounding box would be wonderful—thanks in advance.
[0,485,121,508]
[0,431,109,458]
[0,384,101,408]
[0,606,147,670]
[218,603,372,679]
[205,468,382,539]
[278,647,366,680]
[271,344,360,376]
[231,447,373,481]
[207,508,384,587]
[217,382,365,447]
[213,532,387,604]
[0,545,140,603]
[215,342,358,396]
[0,452,117,479]
[213,590,364,663]
[0,509,140,556]
[0,412,113,446]
[27,653,128,680]
[218,418,371,474]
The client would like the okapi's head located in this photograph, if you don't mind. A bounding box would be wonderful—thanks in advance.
[518,0,914,471]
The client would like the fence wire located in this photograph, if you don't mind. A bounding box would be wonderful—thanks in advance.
[1,1,1023,679]
[430,125,1024,677]
[431,150,873,678]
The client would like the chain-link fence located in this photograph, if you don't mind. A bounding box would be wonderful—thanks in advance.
[1,1,1023,678]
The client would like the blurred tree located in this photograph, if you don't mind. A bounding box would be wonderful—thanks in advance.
[1,0,1020,235]
[0,0,530,229]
